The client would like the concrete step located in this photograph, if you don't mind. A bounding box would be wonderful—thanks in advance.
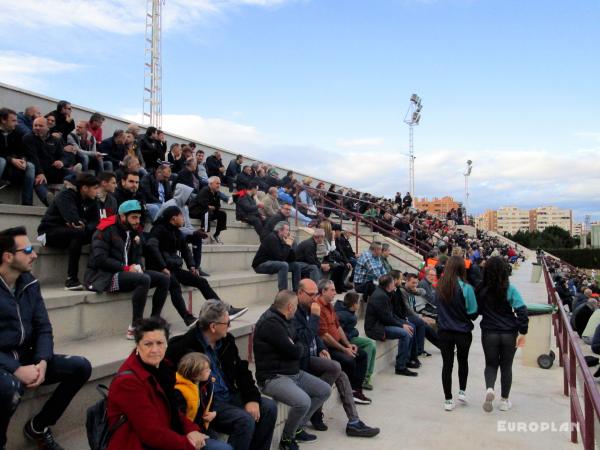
[31,243,260,284]
[43,269,283,344]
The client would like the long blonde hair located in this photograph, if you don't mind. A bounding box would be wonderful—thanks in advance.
[320,220,333,242]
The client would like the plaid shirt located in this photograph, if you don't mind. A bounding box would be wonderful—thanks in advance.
[353,250,386,285]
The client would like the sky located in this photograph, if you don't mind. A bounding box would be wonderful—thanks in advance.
[1,0,599,222]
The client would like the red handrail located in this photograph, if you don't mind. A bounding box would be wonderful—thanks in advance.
[541,257,600,449]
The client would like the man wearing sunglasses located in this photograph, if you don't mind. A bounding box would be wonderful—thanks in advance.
[0,226,92,450]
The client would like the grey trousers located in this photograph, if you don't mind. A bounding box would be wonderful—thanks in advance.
[261,370,331,440]
[308,356,359,422]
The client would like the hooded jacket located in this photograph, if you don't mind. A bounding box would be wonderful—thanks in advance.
[0,272,53,372]
[157,184,195,236]
[145,219,193,271]
[38,184,99,234]
[334,300,359,339]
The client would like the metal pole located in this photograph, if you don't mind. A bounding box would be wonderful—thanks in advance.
[408,125,415,201]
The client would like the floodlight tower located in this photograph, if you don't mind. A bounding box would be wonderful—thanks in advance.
[464,160,473,223]
[404,94,422,203]
[143,0,164,128]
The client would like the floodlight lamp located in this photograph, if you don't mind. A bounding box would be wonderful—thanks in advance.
[410,94,419,103]
[412,112,421,124]
[467,160,472,166]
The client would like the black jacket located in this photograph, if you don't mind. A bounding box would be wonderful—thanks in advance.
[364,286,407,340]
[334,300,359,339]
[166,328,261,405]
[139,136,164,171]
[335,234,355,262]
[0,128,25,164]
[48,110,74,143]
[114,186,146,209]
[189,186,221,219]
[252,231,295,268]
[38,187,99,234]
[253,306,305,384]
[292,305,326,370]
[84,216,143,292]
[205,155,224,178]
[225,160,241,179]
[295,238,320,266]
[236,194,260,221]
[97,193,118,219]
[22,132,63,176]
[236,171,255,191]
[145,221,193,271]
[140,173,173,205]
[263,213,287,238]
[99,137,126,165]
[176,167,202,192]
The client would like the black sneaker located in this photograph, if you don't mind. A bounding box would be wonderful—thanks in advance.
[197,268,210,277]
[395,368,418,377]
[420,350,432,357]
[229,306,248,320]
[310,410,328,431]
[295,428,317,442]
[64,277,83,291]
[23,419,65,450]
[346,420,381,438]
[352,390,372,405]
[406,359,421,369]
[279,437,299,450]
[184,315,198,327]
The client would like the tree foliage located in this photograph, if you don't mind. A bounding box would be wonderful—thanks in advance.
[505,226,578,250]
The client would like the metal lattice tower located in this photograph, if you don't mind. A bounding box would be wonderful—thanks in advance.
[404,94,422,203]
[143,0,163,128]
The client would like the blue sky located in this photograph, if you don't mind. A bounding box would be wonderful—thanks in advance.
[1,0,599,222]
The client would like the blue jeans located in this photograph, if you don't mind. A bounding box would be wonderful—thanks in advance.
[384,325,414,370]
[295,261,320,282]
[0,158,36,205]
[407,315,426,354]
[254,260,301,291]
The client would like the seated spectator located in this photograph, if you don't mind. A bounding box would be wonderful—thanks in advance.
[97,171,118,219]
[571,297,599,337]
[353,241,386,300]
[68,120,111,173]
[141,162,173,221]
[146,206,247,323]
[47,100,75,143]
[418,267,438,306]
[262,186,280,218]
[573,288,594,311]
[16,105,41,135]
[195,150,209,185]
[115,154,142,181]
[0,226,92,450]
[225,154,243,191]
[157,183,208,274]
[206,151,225,181]
[380,243,393,273]
[297,179,318,219]
[265,168,281,189]
[252,221,303,292]
[236,183,265,238]
[114,170,146,213]
[364,274,418,377]
[167,300,278,450]
[168,143,185,174]
[124,131,146,169]
[293,280,380,437]
[87,112,105,144]
[254,167,270,193]
[281,170,294,186]
[236,165,255,191]
[333,224,356,272]
[99,129,127,168]
[60,132,84,174]
[106,317,210,450]
[335,292,377,390]
[22,117,68,205]
[44,113,63,141]
[0,108,39,205]
[262,202,292,239]
[140,126,164,171]
[37,173,100,290]
[190,177,227,244]
[316,279,371,404]
[84,200,170,340]
[173,353,233,450]
[320,221,351,293]
[295,229,329,282]
[254,290,331,450]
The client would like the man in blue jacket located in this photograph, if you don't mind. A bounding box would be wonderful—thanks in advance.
[0,226,91,450]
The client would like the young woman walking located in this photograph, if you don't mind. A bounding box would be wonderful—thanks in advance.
[476,256,528,412]
[436,256,478,411]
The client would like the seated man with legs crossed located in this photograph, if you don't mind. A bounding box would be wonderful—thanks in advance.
[254,290,331,450]
[0,226,92,450]
[292,279,380,438]
[166,300,278,450]
[316,279,372,404]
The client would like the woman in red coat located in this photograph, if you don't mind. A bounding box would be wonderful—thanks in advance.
[107,317,206,450]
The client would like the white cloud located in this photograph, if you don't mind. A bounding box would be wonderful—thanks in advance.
[336,137,385,148]
[0,51,82,89]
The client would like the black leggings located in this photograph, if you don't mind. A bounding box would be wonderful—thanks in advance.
[169,268,220,320]
[482,331,517,399]
[438,330,472,400]
[117,270,170,325]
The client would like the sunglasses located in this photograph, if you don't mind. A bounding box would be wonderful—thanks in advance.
[14,246,34,255]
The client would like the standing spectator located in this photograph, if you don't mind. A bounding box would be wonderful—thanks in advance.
[97,171,118,219]
[87,112,105,144]
[190,177,227,244]
[140,127,163,171]
[0,108,38,205]
[84,200,170,340]
[477,257,528,413]
[316,279,371,404]
[140,162,173,221]
[435,256,478,411]
[167,300,278,450]
[205,151,225,181]
[0,226,92,450]
[38,173,100,290]
[225,154,243,191]
[99,129,127,168]
[235,183,265,239]
[16,105,41,135]
[47,100,75,143]
[254,290,331,450]
[353,241,386,300]
[106,317,208,450]
[402,191,412,210]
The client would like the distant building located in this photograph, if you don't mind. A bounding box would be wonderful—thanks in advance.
[475,210,498,232]
[476,205,573,235]
[414,196,460,218]
[530,206,572,235]
[496,207,530,235]
[573,223,584,236]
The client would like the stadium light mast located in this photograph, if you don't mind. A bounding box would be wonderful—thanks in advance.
[143,0,164,128]
[464,160,473,224]
[404,94,422,204]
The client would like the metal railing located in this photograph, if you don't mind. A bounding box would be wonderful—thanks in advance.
[541,257,600,449]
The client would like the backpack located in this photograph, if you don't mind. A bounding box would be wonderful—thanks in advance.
[86,370,133,450]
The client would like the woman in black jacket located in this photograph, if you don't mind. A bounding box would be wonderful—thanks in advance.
[476,256,528,413]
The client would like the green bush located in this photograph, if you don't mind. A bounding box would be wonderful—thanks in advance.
[547,248,600,269]
[505,226,578,250]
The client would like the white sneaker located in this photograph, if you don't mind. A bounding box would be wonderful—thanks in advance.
[483,388,495,413]
[444,399,455,411]
[126,325,135,340]
[227,196,234,205]
[457,390,467,403]
[499,398,512,411]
